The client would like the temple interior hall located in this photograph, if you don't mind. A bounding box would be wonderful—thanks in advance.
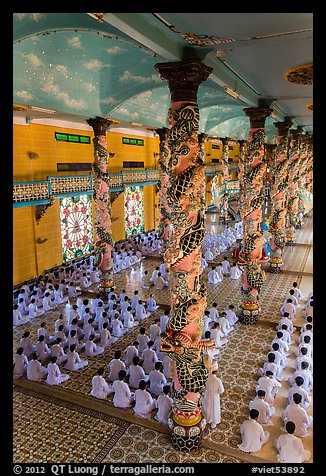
[12,13,313,467]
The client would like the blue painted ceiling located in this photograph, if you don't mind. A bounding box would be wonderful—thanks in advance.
[13,13,313,141]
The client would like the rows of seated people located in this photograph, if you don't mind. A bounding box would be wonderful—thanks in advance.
[237,281,313,463]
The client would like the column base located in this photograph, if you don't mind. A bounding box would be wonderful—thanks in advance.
[239,303,259,325]
[168,412,207,452]
[267,259,283,273]
[98,281,113,295]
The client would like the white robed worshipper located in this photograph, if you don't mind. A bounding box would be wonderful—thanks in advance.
[146,295,159,312]
[249,390,275,425]
[108,351,126,381]
[111,315,125,338]
[275,421,311,463]
[123,307,138,329]
[137,328,149,356]
[160,310,170,332]
[35,335,51,362]
[281,393,313,437]
[256,371,282,404]
[154,385,173,425]
[148,362,167,395]
[64,344,88,371]
[292,282,305,302]
[53,286,68,305]
[229,263,242,280]
[201,257,208,270]
[134,380,157,419]
[280,299,297,320]
[238,409,270,453]
[208,303,219,323]
[27,353,48,381]
[13,304,29,326]
[20,331,35,357]
[288,377,312,410]
[141,271,153,289]
[127,356,148,389]
[51,338,67,365]
[288,363,313,393]
[210,322,228,347]
[218,312,233,335]
[99,323,117,348]
[149,319,161,342]
[283,290,299,308]
[141,341,158,373]
[204,249,214,261]
[150,267,160,285]
[17,298,28,316]
[28,299,44,319]
[294,352,313,373]
[277,314,294,334]
[124,342,139,366]
[46,356,70,385]
[135,301,150,321]
[221,257,231,275]
[202,362,225,429]
[154,273,168,290]
[112,370,134,408]
[223,305,239,326]
[259,353,283,381]
[207,267,222,284]
[90,367,112,399]
[13,348,28,378]
[84,334,105,357]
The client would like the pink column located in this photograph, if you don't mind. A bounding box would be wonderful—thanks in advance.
[86,117,115,290]
[155,58,213,451]
[237,106,272,324]
[268,119,292,271]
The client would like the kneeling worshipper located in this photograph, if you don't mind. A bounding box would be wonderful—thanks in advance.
[238,409,270,453]
[46,356,70,385]
[90,367,113,400]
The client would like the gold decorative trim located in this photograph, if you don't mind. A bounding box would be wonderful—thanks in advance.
[306,103,313,111]
[172,413,202,427]
[284,64,313,85]
[92,13,106,23]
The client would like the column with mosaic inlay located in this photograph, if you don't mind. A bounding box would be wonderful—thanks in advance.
[268,119,292,271]
[86,117,115,292]
[284,126,302,242]
[219,137,230,224]
[155,58,214,451]
[237,106,272,324]
[237,139,247,224]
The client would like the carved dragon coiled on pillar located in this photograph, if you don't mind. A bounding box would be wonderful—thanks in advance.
[160,101,215,413]
[86,118,115,288]
[156,128,172,253]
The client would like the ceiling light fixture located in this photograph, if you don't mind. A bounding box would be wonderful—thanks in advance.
[130,122,143,127]
[224,86,240,100]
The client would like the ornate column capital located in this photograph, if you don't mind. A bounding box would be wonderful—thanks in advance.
[243,107,273,129]
[155,59,213,102]
[274,118,293,137]
[155,127,169,142]
[86,116,116,136]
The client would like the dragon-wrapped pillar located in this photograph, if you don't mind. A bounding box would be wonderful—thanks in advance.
[284,127,302,241]
[237,106,272,324]
[237,139,247,223]
[155,127,172,254]
[86,117,115,293]
[268,119,292,271]
[155,58,214,452]
[219,137,230,224]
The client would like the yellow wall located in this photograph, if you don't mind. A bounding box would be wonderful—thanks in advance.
[13,123,159,284]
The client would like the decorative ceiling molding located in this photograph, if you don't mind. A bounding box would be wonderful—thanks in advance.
[284,63,313,85]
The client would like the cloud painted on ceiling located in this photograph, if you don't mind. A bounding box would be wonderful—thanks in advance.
[13,30,163,119]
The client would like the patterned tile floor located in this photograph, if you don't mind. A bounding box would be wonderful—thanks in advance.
[13,211,313,464]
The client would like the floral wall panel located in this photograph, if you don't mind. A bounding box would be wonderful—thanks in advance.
[124,186,144,238]
[60,194,94,261]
